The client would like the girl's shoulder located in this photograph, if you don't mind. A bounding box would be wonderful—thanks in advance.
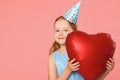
[48,51,57,63]
[49,51,58,63]
[51,51,59,57]
[49,51,58,60]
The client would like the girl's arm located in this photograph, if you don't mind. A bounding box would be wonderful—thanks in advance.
[96,58,115,80]
[48,54,58,80]
[48,54,80,80]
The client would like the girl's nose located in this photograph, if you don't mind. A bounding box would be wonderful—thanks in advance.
[59,31,63,35]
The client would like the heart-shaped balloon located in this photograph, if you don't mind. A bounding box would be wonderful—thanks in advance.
[66,30,116,80]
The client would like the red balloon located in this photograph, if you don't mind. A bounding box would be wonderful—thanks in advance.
[66,30,116,80]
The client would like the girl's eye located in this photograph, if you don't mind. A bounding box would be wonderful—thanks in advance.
[64,30,68,31]
[55,30,60,32]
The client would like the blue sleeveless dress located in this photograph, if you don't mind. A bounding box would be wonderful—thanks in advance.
[52,51,84,80]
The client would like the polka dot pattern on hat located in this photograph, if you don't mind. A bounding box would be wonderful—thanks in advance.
[63,1,81,24]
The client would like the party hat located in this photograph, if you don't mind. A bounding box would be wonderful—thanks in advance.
[63,1,82,24]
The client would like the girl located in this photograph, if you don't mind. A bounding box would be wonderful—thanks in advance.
[49,1,115,80]
[48,16,115,80]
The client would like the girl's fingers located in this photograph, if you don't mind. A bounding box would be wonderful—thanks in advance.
[67,58,70,61]
[106,64,111,70]
[67,58,81,71]
[109,58,115,64]
[106,62,114,70]
[107,58,115,66]
[106,66,110,70]
[109,58,114,62]
[107,60,112,65]
[69,58,76,64]
[73,68,79,71]
[74,68,79,71]
[106,63,111,68]
[73,62,80,66]
[73,64,80,69]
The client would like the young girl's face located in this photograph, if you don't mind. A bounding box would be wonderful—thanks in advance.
[54,18,73,45]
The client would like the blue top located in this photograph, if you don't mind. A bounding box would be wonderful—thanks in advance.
[52,51,84,80]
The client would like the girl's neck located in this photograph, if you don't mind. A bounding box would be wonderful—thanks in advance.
[58,44,67,54]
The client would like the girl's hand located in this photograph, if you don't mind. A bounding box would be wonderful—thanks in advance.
[66,58,80,73]
[96,58,115,80]
[106,58,115,72]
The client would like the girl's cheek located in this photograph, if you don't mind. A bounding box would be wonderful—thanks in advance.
[67,31,72,34]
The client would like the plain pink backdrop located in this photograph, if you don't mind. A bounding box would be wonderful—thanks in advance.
[0,0,120,80]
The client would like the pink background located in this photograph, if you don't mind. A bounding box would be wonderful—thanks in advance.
[0,0,120,80]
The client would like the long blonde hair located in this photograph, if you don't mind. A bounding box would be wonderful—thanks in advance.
[49,16,78,54]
